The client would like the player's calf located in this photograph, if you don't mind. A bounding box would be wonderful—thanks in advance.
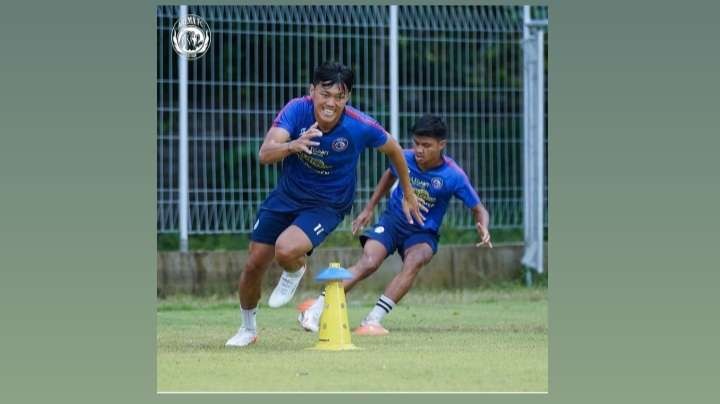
[342,251,385,292]
[239,260,265,306]
[239,242,275,308]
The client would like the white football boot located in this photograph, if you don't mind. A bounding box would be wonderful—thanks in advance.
[268,266,306,308]
[225,327,258,347]
[298,305,322,333]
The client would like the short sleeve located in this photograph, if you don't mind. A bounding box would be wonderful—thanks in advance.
[365,125,389,149]
[271,98,304,136]
[453,172,481,209]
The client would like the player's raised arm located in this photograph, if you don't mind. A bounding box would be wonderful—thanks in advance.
[377,137,424,226]
[471,203,492,248]
[258,123,323,164]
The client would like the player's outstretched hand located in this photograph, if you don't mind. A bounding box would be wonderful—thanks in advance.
[402,193,425,226]
[351,209,373,235]
[475,222,493,248]
[288,122,323,154]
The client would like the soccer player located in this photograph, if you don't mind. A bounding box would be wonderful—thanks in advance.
[298,114,492,335]
[225,62,424,347]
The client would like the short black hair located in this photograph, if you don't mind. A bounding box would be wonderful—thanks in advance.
[312,61,354,94]
[411,114,448,140]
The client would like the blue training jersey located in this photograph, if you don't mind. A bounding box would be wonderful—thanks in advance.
[386,150,481,234]
[264,96,389,214]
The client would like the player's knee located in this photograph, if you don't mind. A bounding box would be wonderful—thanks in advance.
[358,252,383,274]
[274,241,301,266]
[403,255,429,275]
[243,258,265,276]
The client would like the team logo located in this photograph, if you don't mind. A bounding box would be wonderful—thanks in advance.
[332,137,349,152]
[172,14,211,60]
[431,177,444,190]
[374,226,385,234]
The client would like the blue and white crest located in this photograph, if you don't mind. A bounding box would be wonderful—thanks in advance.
[431,177,444,190]
[332,137,349,152]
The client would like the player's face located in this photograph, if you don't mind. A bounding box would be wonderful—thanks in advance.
[413,135,446,166]
[309,84,350,129]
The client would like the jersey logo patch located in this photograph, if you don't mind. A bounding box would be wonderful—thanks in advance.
[332,137,349,152]
[431,177,444,190]
[374,226,385,234]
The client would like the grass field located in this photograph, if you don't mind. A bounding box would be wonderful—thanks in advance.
[157,288,548,392]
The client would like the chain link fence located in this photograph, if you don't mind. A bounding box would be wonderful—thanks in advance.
[157,5,548,235]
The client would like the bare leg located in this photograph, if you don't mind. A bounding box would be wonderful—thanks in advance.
[382,243,434,303]
[342,239,388,294]
[297,239,389,332]
[239,241,275,309]
[267,225,316,308]
[274,225,313,272]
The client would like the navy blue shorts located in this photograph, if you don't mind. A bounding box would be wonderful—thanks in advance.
[250,207,344,249]
[360,214,439,260]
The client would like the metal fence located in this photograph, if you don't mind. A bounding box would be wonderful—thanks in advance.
[157,5,548,235]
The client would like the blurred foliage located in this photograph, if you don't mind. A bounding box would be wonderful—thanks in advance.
[157,227,532,251]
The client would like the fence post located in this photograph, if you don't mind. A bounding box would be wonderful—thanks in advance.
[522,6,532,285]
[178,5,189,252]
[522,6,547,285]
[389,5,400,143]
[535,27,545,279]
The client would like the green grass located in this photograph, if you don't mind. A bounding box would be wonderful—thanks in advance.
[157,288,548,392]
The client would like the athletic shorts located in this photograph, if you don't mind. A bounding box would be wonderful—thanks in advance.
[250,207,344,250]
[360,214,439,259]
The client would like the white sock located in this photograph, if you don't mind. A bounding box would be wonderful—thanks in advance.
[365,295,396,324]
[241,307,257,332]
[284,265,306,278]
